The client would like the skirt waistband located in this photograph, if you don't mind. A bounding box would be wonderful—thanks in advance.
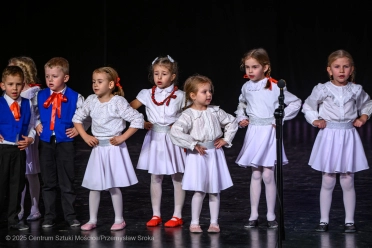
[249,117,274,126]
[197,141,215,149]
[97,139,111,146]
[152,124,171,133]
[326,122,354,129]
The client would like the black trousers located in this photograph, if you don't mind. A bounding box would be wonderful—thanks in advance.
[39,137,77,222]
[0,145,26,225]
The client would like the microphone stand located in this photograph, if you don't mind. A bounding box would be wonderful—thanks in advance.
[274,79,286,247]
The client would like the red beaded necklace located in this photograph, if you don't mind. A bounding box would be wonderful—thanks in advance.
[151,86,178,106]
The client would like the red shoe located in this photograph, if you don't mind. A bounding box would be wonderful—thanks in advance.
[164,216,183,227]
[146,216,162,227]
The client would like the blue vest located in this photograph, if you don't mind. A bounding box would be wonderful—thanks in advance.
[37,87,78,143]
[0,97,31,142]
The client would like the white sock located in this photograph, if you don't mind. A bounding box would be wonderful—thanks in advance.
[191,191,206,225]
[263,167,276,221]
[27,174,40,214]
[209,193,220,224]
[150,174,163,217]
[319,173,336,223]
[249,167,262,220]
[340,173,355,224]
[109,187,124,224]
[88,190,101,224]
[171,173,185,218]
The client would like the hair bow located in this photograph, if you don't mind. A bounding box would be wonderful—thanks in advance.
[167,55,174,62]
[116,77,122,88]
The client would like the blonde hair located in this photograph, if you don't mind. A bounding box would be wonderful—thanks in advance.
[240,48,272,89]
[327,49,356,82]
[8,56,39,85]
[93,67,124,97]
[149,56,179,85]
[44,57,69,75]
[183,74,214,110]
[2,65,24,82]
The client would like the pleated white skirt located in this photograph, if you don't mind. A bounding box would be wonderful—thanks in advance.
[182,146,233,193]
[309,125,369,173]
[235,124,288,168]
[136,128,186,175]
[82,140,138,190]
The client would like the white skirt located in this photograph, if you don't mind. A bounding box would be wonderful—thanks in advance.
[182,143,233,193]
[309,124,369,173]
[136,127,186,175]
[235,124,288,168]
[25,135,40,174]
[82,140,138,190]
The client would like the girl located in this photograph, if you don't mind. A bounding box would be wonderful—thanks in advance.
[130,55,186,227]
[8,56,42,221]
[72,67,144,231]
[302,49,372,233]
[169,74,238,233]
[235,48,301,228]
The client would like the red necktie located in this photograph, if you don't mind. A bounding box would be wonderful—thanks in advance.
[10,101,21,121]
[43,92,68,130]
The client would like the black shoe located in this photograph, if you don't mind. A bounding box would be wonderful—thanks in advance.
[267,220,278,229]
[8,221,29,231]
[68,219,81,227]
[344,223,357,233]
[244,220,258,228]
[42,220,55,228]
[315,222,328,232]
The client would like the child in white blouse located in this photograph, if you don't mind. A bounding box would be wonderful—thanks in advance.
[235,48,301,229]
[170,74,238,233]
[130,55,186,228]
[302,49,372,233]
[73,67,144,231]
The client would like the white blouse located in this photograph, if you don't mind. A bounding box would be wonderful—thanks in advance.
[235,78,302,124]
[302,81,372,125]
[136,84,185,126]
[72,94,144,139]
[170,106,238,150]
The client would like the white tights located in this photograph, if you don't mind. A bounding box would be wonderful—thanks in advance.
[20,174,40,214]
[320,173,355,224]
[150,173,185,219]
[87,188,124,224]
[191,191,220,225]
[249,167,276,221]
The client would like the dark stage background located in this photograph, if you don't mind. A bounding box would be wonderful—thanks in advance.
[1,1,372,114]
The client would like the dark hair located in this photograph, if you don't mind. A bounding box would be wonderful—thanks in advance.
[240,48,272,89]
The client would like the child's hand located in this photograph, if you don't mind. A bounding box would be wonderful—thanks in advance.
[83,135,99,147]
[110,136,125,146]
[194,144,207,155]
[0,134,4,142]
[313,120,326,129]
[239,119,249,128]
[353,115,368,127]
[36,124,43,136]
[144,121,153,130]
[66,127,79,138]
[17,135,34,150]
[214,138,227,149]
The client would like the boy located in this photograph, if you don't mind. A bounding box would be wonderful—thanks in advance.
[0,66,35,230]
[35,57,83,228]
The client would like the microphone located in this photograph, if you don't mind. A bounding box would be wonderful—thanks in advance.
[277,79,286,89]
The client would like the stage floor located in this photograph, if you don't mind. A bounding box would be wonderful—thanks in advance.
[1,117,372,248]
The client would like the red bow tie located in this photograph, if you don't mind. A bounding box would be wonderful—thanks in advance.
[43,92,67,130]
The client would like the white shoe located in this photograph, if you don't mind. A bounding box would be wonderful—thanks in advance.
[27,212,42,221]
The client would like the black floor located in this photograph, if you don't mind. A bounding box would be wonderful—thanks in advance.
[1,117,372,248]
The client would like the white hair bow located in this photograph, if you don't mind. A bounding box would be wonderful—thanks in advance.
[152,55,175,65]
